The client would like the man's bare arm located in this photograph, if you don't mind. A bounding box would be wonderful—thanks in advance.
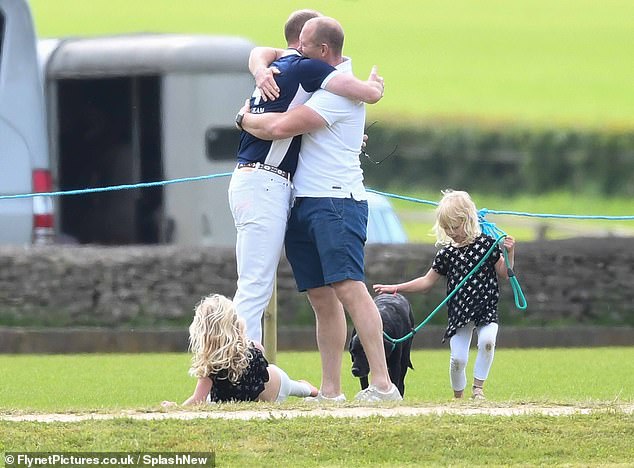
[241,104,327,140]
[248,46,286,75]
[249,47,285,101]
[250,45,385,104]
[326,65,384,104]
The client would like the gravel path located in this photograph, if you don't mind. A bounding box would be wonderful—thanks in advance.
[3,403,633,423]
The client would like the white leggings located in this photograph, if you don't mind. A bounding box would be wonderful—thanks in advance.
[449,322,498,391]
[269,364,312,402]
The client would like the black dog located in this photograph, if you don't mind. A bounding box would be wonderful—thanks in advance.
[349,293,414,397]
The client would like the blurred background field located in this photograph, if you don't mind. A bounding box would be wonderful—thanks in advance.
[30,0,634,243]
[30,0,634,129]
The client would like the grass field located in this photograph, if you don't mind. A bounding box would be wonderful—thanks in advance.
[2,413,634,467]
[29,0,634,128]
[1,349,633,466]
[1,348,632,411]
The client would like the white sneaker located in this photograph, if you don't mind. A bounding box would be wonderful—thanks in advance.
[471,387,486,400]
[354,384,402,402]
[304,391,346,403]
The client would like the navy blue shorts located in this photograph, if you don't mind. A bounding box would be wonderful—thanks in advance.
[284,197,368,292]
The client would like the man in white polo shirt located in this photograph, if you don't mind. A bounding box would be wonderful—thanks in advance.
[239,16,401,402]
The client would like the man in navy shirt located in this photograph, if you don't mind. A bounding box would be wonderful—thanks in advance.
[229,9,383,345]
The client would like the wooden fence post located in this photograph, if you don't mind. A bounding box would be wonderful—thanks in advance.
[263,274,277,364]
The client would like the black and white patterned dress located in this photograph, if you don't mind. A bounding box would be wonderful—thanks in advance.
[209,345,270,402]
[432,234,502,341]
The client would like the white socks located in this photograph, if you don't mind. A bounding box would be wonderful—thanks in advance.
[270,364,312,402]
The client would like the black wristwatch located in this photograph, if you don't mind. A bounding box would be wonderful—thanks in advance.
[235,111,245,130]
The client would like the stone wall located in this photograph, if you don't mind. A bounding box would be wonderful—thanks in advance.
[1,238,633,329]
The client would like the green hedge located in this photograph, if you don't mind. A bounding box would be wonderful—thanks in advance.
[361,124,634,196]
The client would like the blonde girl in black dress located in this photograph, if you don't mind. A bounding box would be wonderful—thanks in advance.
[374,190,515,400]
[163,294,317,406]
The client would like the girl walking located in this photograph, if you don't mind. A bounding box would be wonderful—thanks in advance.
[163,294,317,406]
[374,190,515,400]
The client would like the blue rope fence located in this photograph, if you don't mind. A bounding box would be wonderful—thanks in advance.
[3,171,631,344]
[1,171,632,222]
[365,188,634,221]
[0,172,233,200]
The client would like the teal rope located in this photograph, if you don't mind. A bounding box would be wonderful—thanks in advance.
[3,177,633,221]
[0,172,233,200]
[366,188,438,208]
[367,188,634,221]
[479,210,527,310]
[383,232,508,345]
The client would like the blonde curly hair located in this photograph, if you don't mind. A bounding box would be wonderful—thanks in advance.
[187,294,250,383]
[432,189,481,247]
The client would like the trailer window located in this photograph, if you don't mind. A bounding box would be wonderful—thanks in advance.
[205,127,240,161]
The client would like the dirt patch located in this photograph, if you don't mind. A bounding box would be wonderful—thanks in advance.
[3,404,633,423]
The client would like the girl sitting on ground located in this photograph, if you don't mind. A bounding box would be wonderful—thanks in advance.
[162,294,317,405]
[374,190,515,400]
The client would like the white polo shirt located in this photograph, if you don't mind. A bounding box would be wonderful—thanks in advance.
[292,58,367,200]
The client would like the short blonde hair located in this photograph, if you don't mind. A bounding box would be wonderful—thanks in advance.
[432,190,481,246]
[187,294,250,383]
[284,9,321,44]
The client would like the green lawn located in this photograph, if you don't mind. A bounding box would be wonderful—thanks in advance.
[1,348,632,411]
[3,413,634,467]
[30,0,634,128]
[1,349,633,466]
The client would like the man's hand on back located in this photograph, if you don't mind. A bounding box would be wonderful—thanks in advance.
[255,67,281,102]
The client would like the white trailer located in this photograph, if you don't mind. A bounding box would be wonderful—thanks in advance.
[41,33,255,246]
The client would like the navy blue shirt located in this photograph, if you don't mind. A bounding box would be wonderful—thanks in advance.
[236,51,336,177]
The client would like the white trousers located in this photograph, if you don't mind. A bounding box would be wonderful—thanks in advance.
[228,167,292,343]
[449,322,499,391]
